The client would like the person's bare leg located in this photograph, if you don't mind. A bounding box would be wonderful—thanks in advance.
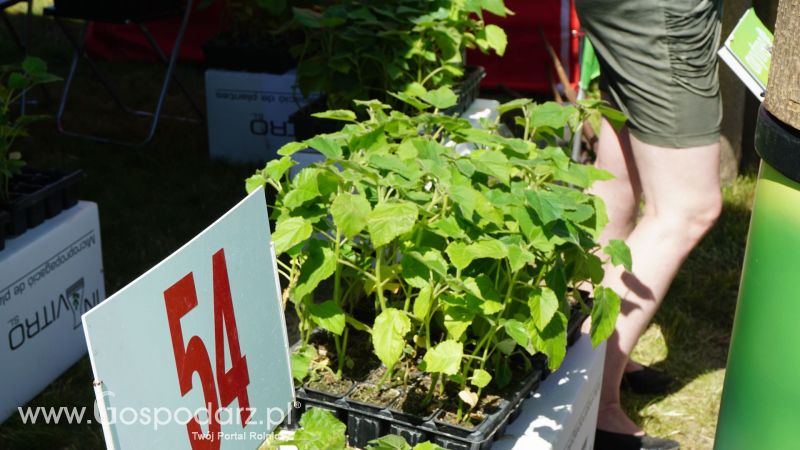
[590,120,642,242]
[596,135,722,435]
[585,121,646,374]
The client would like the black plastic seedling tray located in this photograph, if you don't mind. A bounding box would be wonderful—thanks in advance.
[284,302,590,449]
[1,168,83,239]
[287,362,543,450]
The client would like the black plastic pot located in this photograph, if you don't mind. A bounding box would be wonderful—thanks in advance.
[2,169,83,237]
[290,66,487,142]
[203,37,297,74]
[51,0,181,22]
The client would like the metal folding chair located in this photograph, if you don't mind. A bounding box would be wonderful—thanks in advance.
[44,0,204,147]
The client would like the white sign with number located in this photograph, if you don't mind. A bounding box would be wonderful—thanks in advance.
[83,188,294,450]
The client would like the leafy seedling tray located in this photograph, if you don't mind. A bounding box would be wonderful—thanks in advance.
[287,362,543,450]
[290,66,487,142]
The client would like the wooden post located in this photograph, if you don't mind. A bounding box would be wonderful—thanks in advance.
[764,0,800,129]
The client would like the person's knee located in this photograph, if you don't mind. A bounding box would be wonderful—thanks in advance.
[650,191,722,245]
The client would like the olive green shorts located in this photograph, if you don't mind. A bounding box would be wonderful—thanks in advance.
[575,0,723,148]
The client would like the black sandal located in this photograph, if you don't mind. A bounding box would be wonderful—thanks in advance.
[595,429,680,450]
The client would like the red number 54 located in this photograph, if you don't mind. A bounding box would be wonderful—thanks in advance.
[164,249,251,450]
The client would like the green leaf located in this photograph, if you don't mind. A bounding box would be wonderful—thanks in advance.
[529,287,559,331]
[423,340,463,375]
[293,241,337,301]
[591,287,621,347]
[469,150,511,185]
[290,345,317,382]
[441,299,476,341]
[402,250,448,288]
[293,408,347,450]
[419,86,458,110]
[309,300,346,335]
[367,201,418,248]
[331,193,371,238]
[293,7,323,28]
[496,338,516,355]
[306,135,343,159]
[481,0,508,16]
[413,443,444,450]
[366,435,411,450]
[372,308,411,369]
[284,168,321,209]
[526,190,565,225]
[430,216,466,240]
[277,141,307,156]
[21,56,46,75]
[265,156,296,181]
[470,369,492,388]
[484,24,508,56]
[604,239,632,272]
[506,243,536,272]
[312,109,357,122]
[245,173,266,194]
[272,216,312,255]
[503,319,533,353]
[412,284,434,320]
[7,73,27,90]
[497,98,532,115]
[446,239,508,271]
[599,104,627,130]
[532,311,568,370]
[529,102,573,130]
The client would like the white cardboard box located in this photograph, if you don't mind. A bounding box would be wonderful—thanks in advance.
[493,334,605,450]
[0,202,106,423]
[205,69,318,164]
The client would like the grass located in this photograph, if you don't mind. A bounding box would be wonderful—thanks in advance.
[0,3,757,450]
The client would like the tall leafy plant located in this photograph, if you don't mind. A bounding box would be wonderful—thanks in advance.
[292,0,510,109]
[247,88,628,420]
[0,57,58,201]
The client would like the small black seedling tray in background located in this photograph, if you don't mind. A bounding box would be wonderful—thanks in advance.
[1,168,83,241]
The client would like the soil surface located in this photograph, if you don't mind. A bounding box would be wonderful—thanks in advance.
[349,384,401,408]
[305,370,354,397]
[439,395,503,429]
[391,382,443,417]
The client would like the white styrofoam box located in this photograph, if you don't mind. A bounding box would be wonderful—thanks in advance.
[205,69,318,164]
[493,334,606,450]
[0,202,106,424]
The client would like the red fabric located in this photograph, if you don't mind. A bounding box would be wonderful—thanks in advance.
[84,1,224,62]
[467,0,580,94]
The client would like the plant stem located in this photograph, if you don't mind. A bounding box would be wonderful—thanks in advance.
[422,372,440,407]
[375,247,387,311]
